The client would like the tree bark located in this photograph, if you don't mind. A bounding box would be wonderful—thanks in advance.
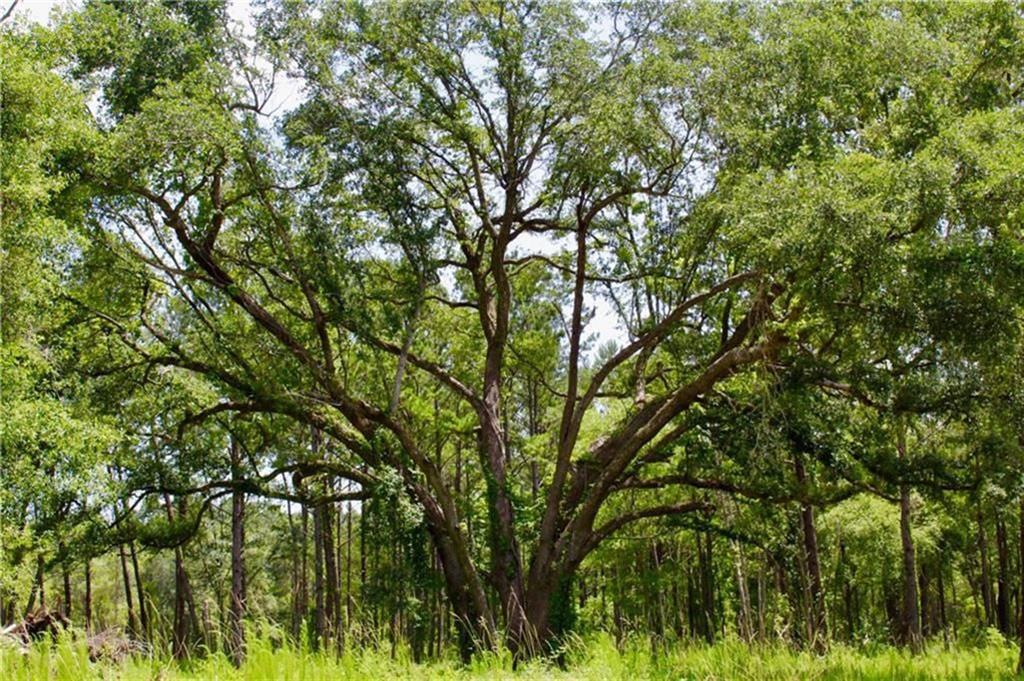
[794,454,827,651]
[24,553,45,616]
[313,495,325,651]
[163,493,191,659]
[61,560,71,619]
[229,438,247,667]
[699,531,716,644]
[346,500,353,626]
[118,544,138,637]
[322,487,339,651]
[979,503,996,627]
[1016,496,1024,674]
[732,540,754,642]
[997,515,1011,635]
[897,420,922,653]
[285,495,301,643]
[919,563,931,638]
[84,560,92,634]
[301,501,309,643]
[129,540,148,638]
[839,538,856,641]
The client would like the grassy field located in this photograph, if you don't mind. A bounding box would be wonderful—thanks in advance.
[2,633,1021,680]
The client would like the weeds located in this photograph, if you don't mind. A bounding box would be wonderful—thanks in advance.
[1,631,1019,680]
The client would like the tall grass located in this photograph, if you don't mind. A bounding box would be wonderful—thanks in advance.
[1,631,1019,680]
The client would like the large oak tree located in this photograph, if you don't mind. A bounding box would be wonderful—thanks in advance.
[59,0,1024,657]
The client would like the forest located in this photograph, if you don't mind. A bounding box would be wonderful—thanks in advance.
[3,0,1024,678]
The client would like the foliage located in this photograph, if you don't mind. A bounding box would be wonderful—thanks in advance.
[1,632,1022,680]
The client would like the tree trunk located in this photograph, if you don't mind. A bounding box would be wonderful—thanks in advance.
[937,565,949,649]
[118,544,138,637]
[163,493,191,660]
[322,484,340,651]
[301,501,309,643]
[733,540,754,642]
[840,538,856,641]
[997,516,1011,636]
[84,560,92,634]
[794,454,827,651]
[336,502,346,641]
[24,554,44,616]
[897,420,922,653]
[285,496,301,644]
[229,438,247,667]
[919,563,931,638]
[651,543,666,644]
[129,540,148,638]
[756,560,767,643]
[202,599,215,653]
[979,503,996,627]
[899,487,922,651]
[1016,496,1024,674]
[424,522,495,662]
[699,531,716,644]
[346,500,354,626]
[478,405,527,654]
[61,561,71,619]
[313,496,326,651]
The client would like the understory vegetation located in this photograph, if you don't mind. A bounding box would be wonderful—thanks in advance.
[2,634,1022,681]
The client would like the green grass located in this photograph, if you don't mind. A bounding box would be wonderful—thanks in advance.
[2,632,1020,680]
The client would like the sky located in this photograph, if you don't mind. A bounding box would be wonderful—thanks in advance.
[13,0,629,353]
[15,0,251,29]
[12,0,62,24]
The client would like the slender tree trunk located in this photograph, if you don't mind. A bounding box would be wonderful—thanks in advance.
[951,570,959,640]
[37,554,45,611]
[201,599,214,652]
[897,420,922,653]
[794,454,827,651]
[313,497,326,651]
[177,497,202,643]
[61,561,71,619]
[301,502,309,644]
[840,539,856,641]
[229,438,247,667]
[346,500,353,625]
[324,483,341,651]
[118,544,138,637]
[286,496,301,643]
[937,565,949,649]
[342,497,350,639]
[323,491,339,652]
[733,540,753,642]
[699,531,716,644]
[651,543,667,644]
[24,553,44,616]
[919,564,931,638]
[997,516,1011,635]
[899,489,921,651]
[129,541,148,638]
[172,548,190,658]
[979,503,996,627]
[84,560,92,634]
[1016,496,1024,674]
[757,561,767,643]
[163,493,190,659]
